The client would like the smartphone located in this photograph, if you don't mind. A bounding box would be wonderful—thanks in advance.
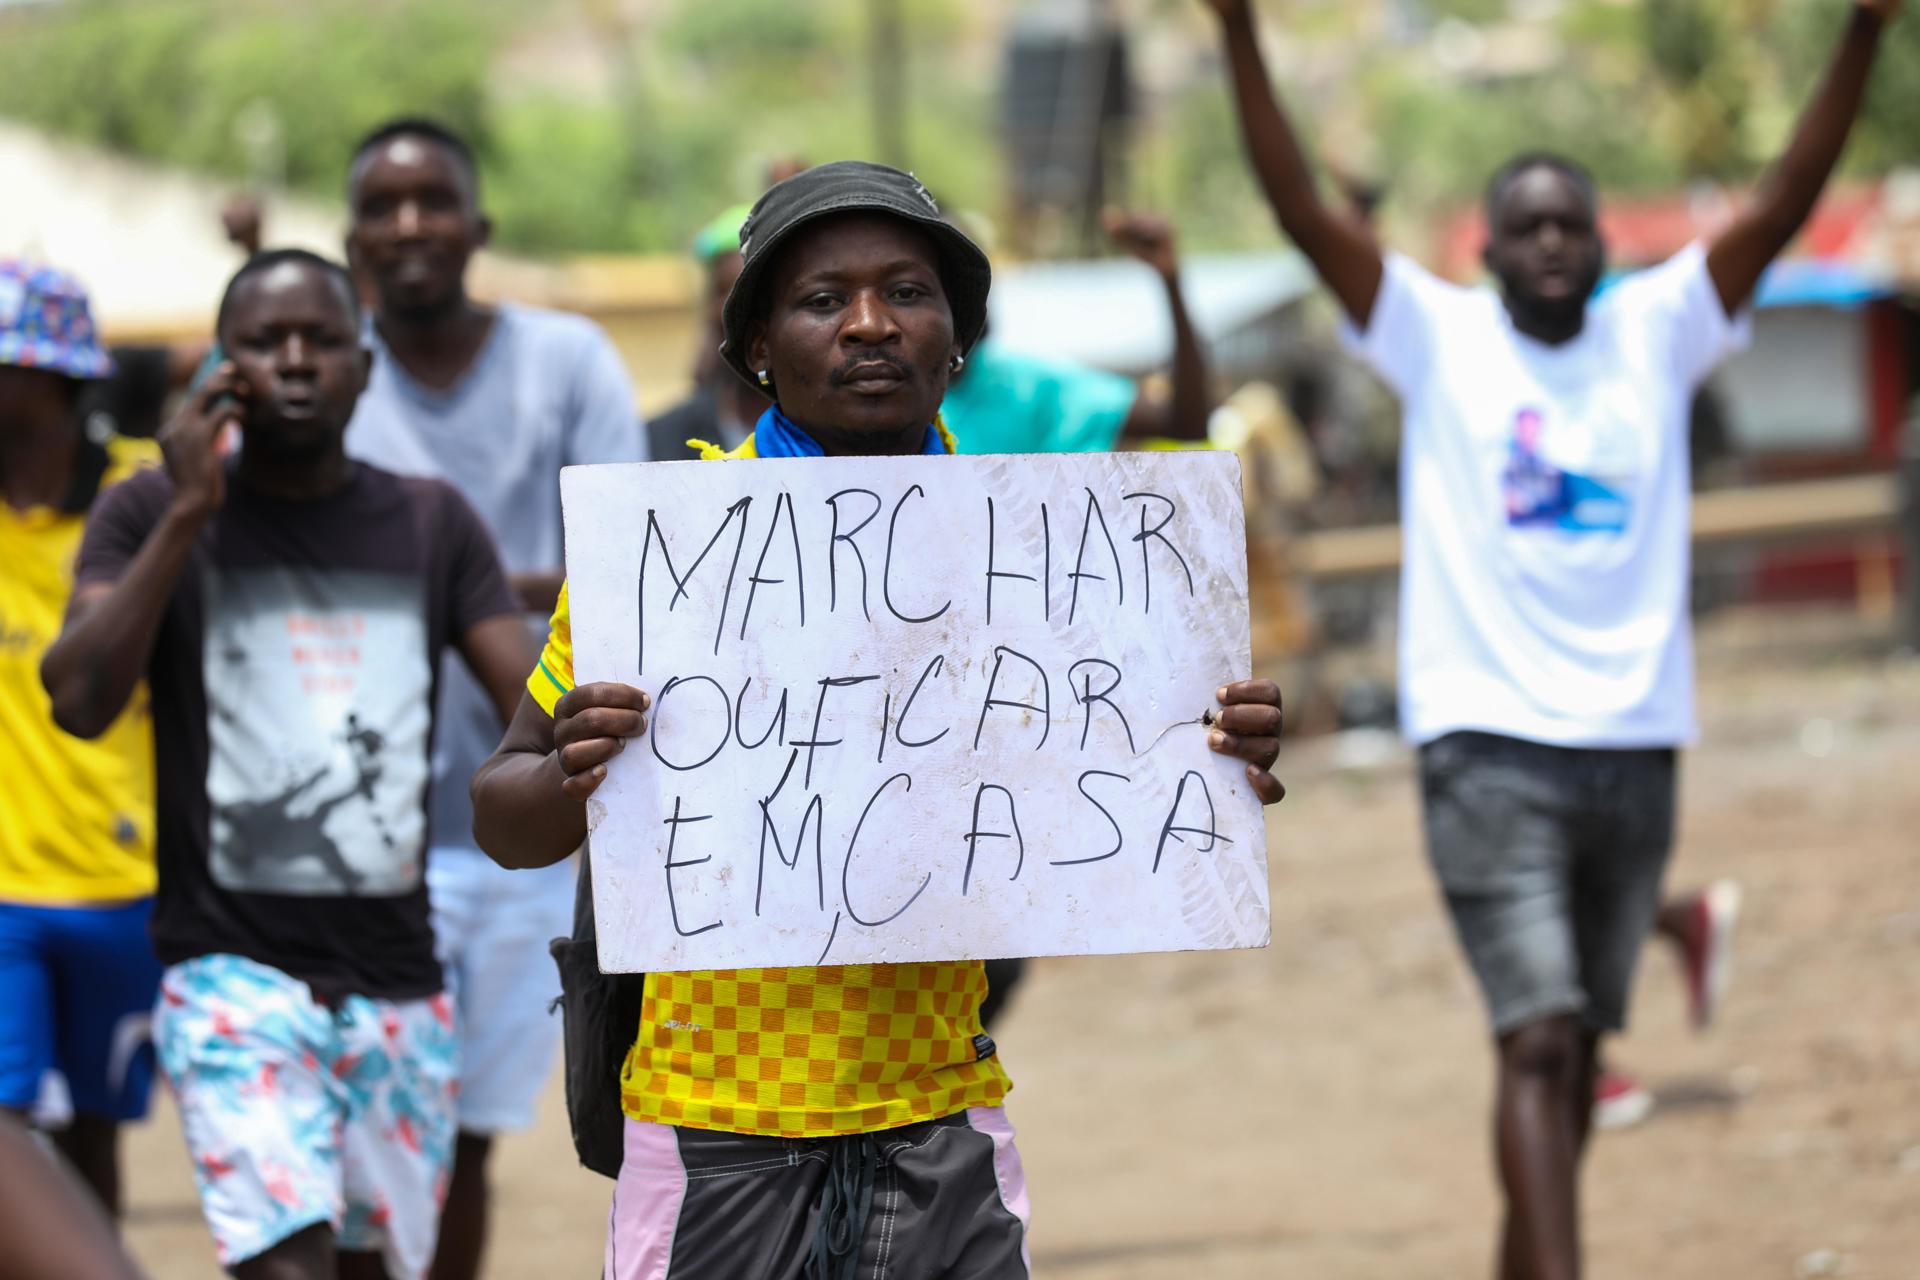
[183,343,245,455]
[185,342,243,412]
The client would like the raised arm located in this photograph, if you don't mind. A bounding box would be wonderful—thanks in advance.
[42,369,240,739]
[1203,0,1384,327]
[1706,0,1902,314]
[1102,210,1214,442]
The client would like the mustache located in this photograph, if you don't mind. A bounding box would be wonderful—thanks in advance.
[829,349,913,386]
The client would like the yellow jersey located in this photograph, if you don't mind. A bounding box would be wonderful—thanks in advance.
[531,425,1010,1137]
[0,436,159,903]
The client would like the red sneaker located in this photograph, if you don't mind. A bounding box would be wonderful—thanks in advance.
[1593,1069,1653,1130]
[1673,880,1743,1030]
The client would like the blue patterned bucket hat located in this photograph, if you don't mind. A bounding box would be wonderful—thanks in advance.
[0,260,115,380]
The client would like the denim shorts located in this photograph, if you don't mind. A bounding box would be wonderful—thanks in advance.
[1419,732,1677,1037]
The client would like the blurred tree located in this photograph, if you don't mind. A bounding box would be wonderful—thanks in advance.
[1322,0,1914,222]
[1367,60,1681,215]
[1642,0,1753,178]
[0,0,1910,260]
[1135,79,1275,251]
[1417,0,1512,26]
[0,0,506,190]
[1645,0,1724,84]
[1766,0,1920,175]
[661,0,831,68]
[484,99,647,252]
[0,0,984,255]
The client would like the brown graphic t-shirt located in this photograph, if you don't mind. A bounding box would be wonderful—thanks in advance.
[75,460,517,1001]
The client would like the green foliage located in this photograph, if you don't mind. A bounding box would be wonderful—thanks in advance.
[1417,0,1512,26]
[608,0,987,255]
[12,4,202,158]
[0,0,1913,260]
[1367,62,1682,214]
[484,98,645,253]
[0,0,506,195]
[660,0,830,67]
[1767,0,1920,174]
[0,0,992,256]
[1356,0,1917,211]
[1644,0,1729,85]
[1136,81,1275,252]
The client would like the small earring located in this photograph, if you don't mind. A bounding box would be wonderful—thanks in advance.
[756,369,772,388]
[949,353,966,374]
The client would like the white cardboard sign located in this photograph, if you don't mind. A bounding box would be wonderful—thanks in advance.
[561,451,1271,972]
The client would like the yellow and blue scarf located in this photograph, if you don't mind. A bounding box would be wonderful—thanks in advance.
[691,405,957,461]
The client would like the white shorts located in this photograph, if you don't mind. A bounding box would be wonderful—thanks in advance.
[154,954,459,1279]
[428,846,576,1133]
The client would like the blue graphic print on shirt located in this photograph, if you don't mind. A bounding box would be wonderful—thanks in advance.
[1501,407,1630,534]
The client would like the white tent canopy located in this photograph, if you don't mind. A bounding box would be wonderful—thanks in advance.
[985,251,1316,375]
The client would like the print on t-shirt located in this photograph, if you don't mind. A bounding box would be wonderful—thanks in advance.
[1500,404,1633,535]
[203,567,431,897]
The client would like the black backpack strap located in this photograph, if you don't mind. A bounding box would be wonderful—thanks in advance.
[549,850,645,1178]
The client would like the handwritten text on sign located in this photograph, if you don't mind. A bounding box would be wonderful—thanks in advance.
[562,451,1271,972]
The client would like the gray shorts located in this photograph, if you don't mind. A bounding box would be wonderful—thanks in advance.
[605,1108,1032,1278]
[1419,731,1677,1038]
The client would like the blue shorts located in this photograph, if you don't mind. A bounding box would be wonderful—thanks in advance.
[0,898,164,1121]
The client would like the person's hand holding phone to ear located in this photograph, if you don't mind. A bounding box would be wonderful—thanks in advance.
[159,361,247,525]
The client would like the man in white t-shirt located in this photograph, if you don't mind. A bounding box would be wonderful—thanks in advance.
[1203,1,1904,1276]
[339,117,648,1280]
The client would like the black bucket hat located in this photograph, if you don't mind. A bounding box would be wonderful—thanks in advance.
[718,160,992,389]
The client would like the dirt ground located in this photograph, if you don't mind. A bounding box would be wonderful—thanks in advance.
[120,608,1920,1279]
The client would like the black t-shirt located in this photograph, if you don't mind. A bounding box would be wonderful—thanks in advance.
[75,460,517,1001]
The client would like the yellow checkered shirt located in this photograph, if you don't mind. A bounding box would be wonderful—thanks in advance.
[528,425,1011,1136]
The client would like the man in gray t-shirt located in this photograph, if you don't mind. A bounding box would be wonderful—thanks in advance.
[341,116,647,1280]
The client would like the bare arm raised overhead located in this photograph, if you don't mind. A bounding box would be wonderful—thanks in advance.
[1706,0,1903,314]
[1101,209,1215,442]
[1202,0,1384,327]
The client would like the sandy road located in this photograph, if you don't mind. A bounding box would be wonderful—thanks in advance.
[122,617,1920,1278]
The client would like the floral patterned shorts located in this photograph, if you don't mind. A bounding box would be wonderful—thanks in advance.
[154,953,459,1279]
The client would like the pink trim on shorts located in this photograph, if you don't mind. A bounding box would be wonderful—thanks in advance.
[605,1118,687,1280]
[966,1106,1032,1273]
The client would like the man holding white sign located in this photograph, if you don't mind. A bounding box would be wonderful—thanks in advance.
[472,161,1285,1280]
